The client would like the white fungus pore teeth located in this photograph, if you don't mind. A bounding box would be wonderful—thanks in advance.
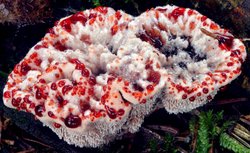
[2,5,246,147]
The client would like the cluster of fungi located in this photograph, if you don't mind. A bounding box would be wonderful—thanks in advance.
[2,5,246,147]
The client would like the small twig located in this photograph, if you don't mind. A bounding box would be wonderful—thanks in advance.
[242,38,250,42]
[242,115,250,121]
[16,148,35,153]
[146,125,179,135]
[177,146,188,153]
[231,132,250,148]
[191,123,198,153]
[2,139,15,145]
[201,28,250,42]
[175,136,190,143]
[200,28,217,39]
[191,109,201,116]
[141,127,164,142]
[209,98,248,105]
[208,142,214,153]
[130,0,140,14]
[22,137,52,148]
[240,118,250,126]
[233,124,250,141]
[3,118,11,130]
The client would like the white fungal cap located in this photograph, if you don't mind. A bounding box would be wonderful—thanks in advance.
[2,7,136,147]
[132,5,246,113]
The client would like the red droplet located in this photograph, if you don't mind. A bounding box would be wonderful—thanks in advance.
[56,95,67,106]
[88,76,96,85]
[94,111,102,118]
[201,16,207,22]
[217,35,234,50]
[230,50,241,57]
[51,83,57,90]
[221,73,227,78]
[34,59,42,66]
[182,94,187,99]
[29,103,35,109]
[64,114,82,128]
[169,7,185,20]
[95,6,108,14]
[12,97,22,107]
[53,122,61,128]
[70,12,87,25]
[101,93,109,103]
[72,80,77,86]
[23,95,31,103]
[146,85,154,92]
[202,81,207,86]
[3,91,11,98]
[39,79,46,84]
[70,58,81,64]
[60,18,72,32]
[106,106,117,119]
[147,70,161,84]
[62,85,73,95]
[82,69,90,77]
[141,99,147,103]
[117,109,125,116]
[30,52,38,59]
[189,96,195,102]
[76,63,85,70]
[187,9,194,16]
[47,28,55,34]
[132,84,144,92]
[48,111,57,119]
[115,11,122,20]
[156,8,167,12]
[207,95,212,100]
[78,87,86,96]
[35,88,43,99]
[202,88,209,94]
[80,101,90,112]
[20,102,27,110]
[111,24,118,35]
[58,80,65,87]
[197,92,201,97]
[35,105,45,117]
[107,77,115,84]
[34,45,44,50]
[176,85,183,92]
[88,88,94,96]
[89,13,97,19]
[227,62,234,67]
[20,62,31,75]
[54,41,67,51]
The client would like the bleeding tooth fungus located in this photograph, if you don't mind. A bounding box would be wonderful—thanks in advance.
[2,5,246,147]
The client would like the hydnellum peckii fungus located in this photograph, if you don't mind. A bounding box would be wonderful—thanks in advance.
[3,5,246,147]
